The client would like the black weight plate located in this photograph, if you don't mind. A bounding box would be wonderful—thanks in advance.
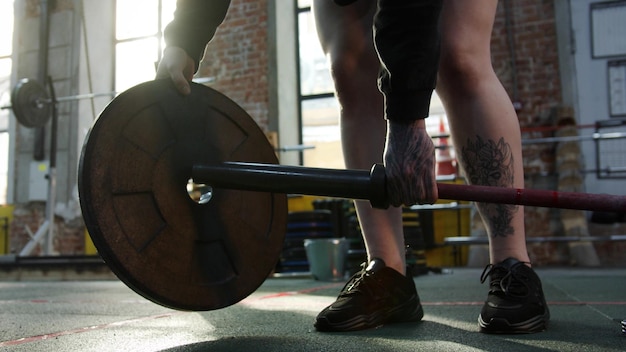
[78,79,287,311]
[11,78,51,128]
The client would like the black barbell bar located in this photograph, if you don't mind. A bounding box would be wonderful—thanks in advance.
[193,162,388,208]
[193,161,626,213]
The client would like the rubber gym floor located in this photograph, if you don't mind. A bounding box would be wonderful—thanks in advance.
[0,265,625,352]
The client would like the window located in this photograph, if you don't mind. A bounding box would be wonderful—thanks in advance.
[115,0,176,93]
[0,0,15,204]
[297,0,343,169]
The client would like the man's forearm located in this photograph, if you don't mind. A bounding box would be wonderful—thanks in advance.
[164,0,231,71]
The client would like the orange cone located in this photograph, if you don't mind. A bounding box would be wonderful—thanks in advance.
[436,117,457,176]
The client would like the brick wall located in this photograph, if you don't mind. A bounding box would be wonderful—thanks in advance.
[492,0,563,179]
[196,0,271,130]
[10,202,85,255]
[492,0,562,126]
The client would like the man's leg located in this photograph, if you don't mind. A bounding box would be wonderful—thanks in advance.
[311,0,422,332]
[313,0,405,274]
[436,0,549,333]
[437,0,527,260]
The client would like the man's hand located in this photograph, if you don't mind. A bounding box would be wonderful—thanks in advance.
[155,46,196,95]
[383,119,438,207]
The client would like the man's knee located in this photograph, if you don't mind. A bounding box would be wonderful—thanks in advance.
[329,53,357,85]
[329,49,378,95]
[438,48,489,93]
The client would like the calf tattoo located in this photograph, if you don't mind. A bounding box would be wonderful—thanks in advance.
[461,136,517,237]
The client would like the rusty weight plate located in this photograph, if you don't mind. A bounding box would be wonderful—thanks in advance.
[78,79,287,311]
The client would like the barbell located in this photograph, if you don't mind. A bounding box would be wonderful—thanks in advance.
[192,162,626,213]
[78,79,626,312]
[4,78,115,128]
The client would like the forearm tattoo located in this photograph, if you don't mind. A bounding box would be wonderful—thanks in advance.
[385,123,437,204]
[460,136,517,237]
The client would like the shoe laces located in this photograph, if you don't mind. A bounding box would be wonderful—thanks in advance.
[480,261,531,298]
[341,267,388,300]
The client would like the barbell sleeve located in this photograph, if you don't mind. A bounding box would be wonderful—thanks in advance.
[193,162,626,212]
[193,162,388,208]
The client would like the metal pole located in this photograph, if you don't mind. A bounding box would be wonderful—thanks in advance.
[37,0,50,85]
[19,221,49,256]
[45,76,57,255]
[20,77,59,256]
[34,0,51,161]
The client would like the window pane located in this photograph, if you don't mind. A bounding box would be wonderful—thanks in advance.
[0,58,11,131]
[0,1,13,56]
[301,97,344,169]
[0,1,12,205]
[161,0,176,32]
[298,0,312,8]
[116,0,159,40]
[0,58,11,78]
[160,0,177,55]
[0,132,7,204]
[115,38,158,93]
[0,57,11,85]
[298,11,334,96]
[0,58,8,205]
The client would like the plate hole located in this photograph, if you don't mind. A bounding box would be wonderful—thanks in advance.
[187,178,213,204]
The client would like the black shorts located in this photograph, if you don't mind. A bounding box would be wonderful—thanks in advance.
[374,0,442,121]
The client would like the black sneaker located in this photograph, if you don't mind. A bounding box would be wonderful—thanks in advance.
[314,258,423,332]
[478,257,550,334]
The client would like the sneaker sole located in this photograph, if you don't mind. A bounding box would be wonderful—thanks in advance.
[478,311,550,334]
[315,296,424,332]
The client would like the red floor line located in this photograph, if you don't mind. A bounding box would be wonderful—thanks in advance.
[422,301,626,306]
[547,301,626,306]
[0,299,150,305]
[253,283,344,300]
[0,312,183,347]
[422,301,484,306]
